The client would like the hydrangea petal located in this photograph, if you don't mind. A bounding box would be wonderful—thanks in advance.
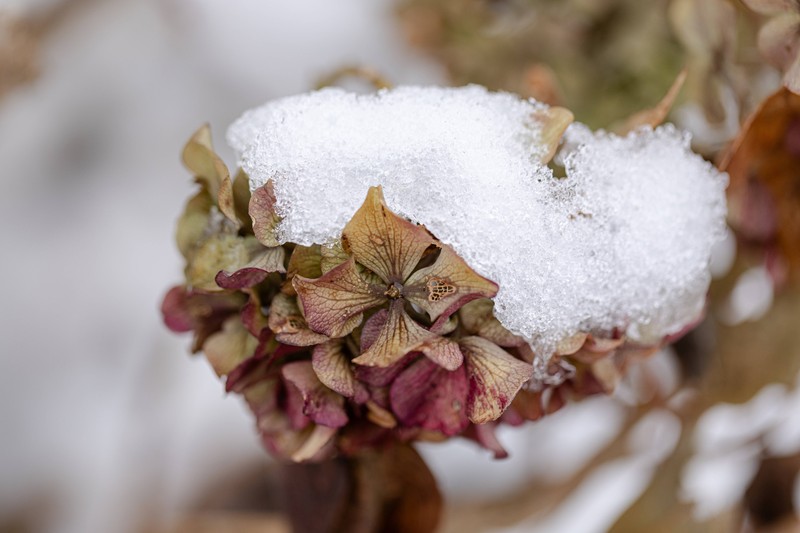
[293,257,385,337]
[175,190,213,259]
[534,106,574,164]
[287,244,323,281]
[291,424,338,462]
[353,300,435,368]
[268,293,329,346]
[390,357,469,436]
[341,186,434,283]
[404,245,498,325]
[203,316,258,377]
[312,339,368,402]
[182,124,228,200]
[460,336,533,424]
[417,336,463,371]
[215,242,286,289]
[250,180,281,247]
[458,299,525,348]
[282,361,348,428]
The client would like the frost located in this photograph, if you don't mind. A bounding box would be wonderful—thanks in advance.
[227,86,728,357]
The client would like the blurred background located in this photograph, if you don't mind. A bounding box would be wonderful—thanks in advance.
[1,0,799,532]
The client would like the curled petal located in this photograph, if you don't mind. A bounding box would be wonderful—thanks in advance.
[390,357,469,436]
[354,301,436,368]
[366,400,397,428]
[182,124,229,200]
[342,186,434,283]
[241,291,268,337]
[293,257,385,337]
[186,234,249,291]
[460,336,533,424]
[268,293,329,346]
[215,244,286,289]
[405,245,498,326]
[312,340,368,402]
[282,361,348,428]
[250,180,281,247]
[458,299,525,347]
[287,244,323,280]
[291,425,338,463]
[467,423,509,459]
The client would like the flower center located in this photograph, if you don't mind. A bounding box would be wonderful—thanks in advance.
[384,282,403,300]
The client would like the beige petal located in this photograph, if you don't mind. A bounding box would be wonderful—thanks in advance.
[342,186,434,283]
[460,336,533,424]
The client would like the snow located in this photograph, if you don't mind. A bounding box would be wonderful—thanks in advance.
[228,86,728,356]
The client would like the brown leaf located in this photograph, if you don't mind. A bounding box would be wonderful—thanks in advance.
[720,87,800,271]
[342,186,434,283]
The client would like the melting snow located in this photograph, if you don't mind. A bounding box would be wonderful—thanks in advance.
[228,85,728,356]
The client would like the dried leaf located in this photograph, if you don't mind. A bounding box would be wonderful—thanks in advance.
[721,87,800,270]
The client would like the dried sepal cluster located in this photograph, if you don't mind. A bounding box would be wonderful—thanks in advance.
[163,126,540,461]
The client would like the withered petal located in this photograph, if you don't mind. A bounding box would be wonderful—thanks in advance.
[460,336,533,424]
[342,186,434,283]
[293,257,385,338]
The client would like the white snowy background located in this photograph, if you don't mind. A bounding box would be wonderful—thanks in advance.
[0,1,797,532]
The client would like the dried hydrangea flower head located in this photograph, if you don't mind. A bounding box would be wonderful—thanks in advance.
[163,85,727,461]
